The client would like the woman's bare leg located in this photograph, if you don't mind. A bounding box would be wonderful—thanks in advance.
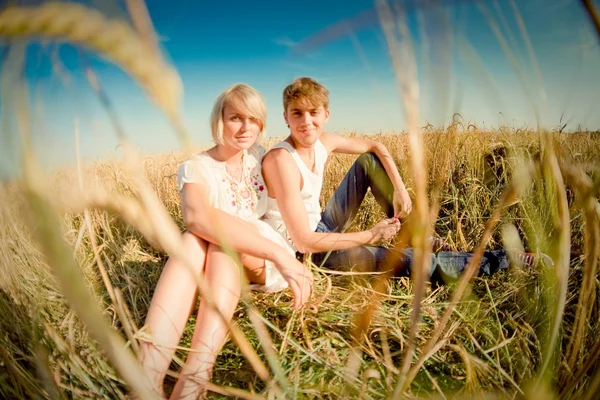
[170,243,250,399]
[241,253,267,284]
[139,232,208,396]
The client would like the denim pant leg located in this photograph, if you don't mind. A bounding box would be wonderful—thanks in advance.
[310,244,388,273]
[432,249,510,284]
[320,152,395,233]
[312,222,433,276]
[311,220,391,273]
[311,232,509,282]
[374,249,509,282]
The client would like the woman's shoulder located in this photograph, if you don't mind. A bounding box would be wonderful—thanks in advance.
[248,144,267,160]
[179,151,216,169]
[177,151,217,188]
[246,145,268,169]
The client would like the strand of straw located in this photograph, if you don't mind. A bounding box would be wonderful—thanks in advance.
[531,133,570,391]
[374,2,433,396]
[560,163,599,373]
[581,0,600,39]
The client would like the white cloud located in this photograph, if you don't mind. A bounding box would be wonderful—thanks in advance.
[274,37,298,48]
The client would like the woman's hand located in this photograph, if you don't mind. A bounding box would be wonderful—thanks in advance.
[367,218,401,245]
[273,251,313,310]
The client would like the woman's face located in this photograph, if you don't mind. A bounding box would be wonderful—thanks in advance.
[221,103,262,151]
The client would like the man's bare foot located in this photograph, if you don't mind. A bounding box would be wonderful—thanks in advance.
[429,236,452,252]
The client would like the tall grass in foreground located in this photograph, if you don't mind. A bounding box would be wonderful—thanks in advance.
[2,130,600,399]
[1,1,600,399]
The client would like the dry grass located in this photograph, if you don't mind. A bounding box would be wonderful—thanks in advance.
[1,129,599,399]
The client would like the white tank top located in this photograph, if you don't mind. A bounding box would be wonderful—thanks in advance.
[263,139,328,250]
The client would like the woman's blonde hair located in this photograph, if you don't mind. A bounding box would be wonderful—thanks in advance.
[210,84,266,145]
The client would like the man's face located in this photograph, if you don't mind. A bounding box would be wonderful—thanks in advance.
[284,101,330,147]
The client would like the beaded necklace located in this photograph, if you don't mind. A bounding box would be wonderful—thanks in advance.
[224,152,254,217]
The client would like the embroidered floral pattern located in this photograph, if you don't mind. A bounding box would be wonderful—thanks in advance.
[221,159,266,218]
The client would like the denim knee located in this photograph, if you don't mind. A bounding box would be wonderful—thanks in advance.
[357,152,381,168]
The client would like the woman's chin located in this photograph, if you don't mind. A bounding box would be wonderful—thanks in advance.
[223,140,255,152]
[238,141,255,150]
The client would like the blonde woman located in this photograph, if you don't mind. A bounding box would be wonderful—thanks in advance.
[139,84,313,399]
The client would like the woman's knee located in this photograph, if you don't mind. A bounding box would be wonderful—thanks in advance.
[205,244,242,280]
[203,244,242,310]
[205,242,228,260]
[181,231,208,253]
[172,231,209,273]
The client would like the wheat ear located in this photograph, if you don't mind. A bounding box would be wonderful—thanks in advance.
[0,2,182,118]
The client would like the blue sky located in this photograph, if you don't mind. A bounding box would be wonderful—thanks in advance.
[1,0,599,180]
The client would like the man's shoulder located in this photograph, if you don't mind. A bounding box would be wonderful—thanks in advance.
[316,132,337,151]
[262,148,299,184]
[319,132,333,140]
[263,146,292,165]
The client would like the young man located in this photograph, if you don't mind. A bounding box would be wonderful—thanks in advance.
[262,77,540,282]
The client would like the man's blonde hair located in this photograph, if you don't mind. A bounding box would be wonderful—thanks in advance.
[210,84,266,145]
[282,77,329,112]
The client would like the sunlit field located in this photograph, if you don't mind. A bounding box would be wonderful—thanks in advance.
[1,1,599,399]
[2,129,599,399]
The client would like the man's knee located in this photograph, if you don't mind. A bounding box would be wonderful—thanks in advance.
[357,152,386,174]
[357,152,379,165]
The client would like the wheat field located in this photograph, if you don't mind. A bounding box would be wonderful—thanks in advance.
[1,128,599,399]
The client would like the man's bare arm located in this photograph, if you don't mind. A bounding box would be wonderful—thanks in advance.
[262,149,399,254]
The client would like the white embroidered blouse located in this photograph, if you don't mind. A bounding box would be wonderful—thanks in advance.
[176,145,290,292]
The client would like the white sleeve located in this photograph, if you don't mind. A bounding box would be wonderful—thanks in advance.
[249,145,267,160]
[177,159,217,206]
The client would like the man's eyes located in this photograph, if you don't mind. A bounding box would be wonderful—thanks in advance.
[292,111,320,116]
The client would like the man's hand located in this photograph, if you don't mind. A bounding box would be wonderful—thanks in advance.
[274,252,313,310]
[367,218,401,245]
[393,187,412,218]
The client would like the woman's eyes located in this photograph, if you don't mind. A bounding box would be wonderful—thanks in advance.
[230,115,258,123]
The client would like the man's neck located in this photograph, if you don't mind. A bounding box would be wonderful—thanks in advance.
[285,135,317,172]
[285,136,315,158]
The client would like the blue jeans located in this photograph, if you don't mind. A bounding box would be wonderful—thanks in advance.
[309,153,510,284]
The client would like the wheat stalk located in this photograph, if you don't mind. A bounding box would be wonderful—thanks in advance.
[375,2,435,396]
[0,2,182,124]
